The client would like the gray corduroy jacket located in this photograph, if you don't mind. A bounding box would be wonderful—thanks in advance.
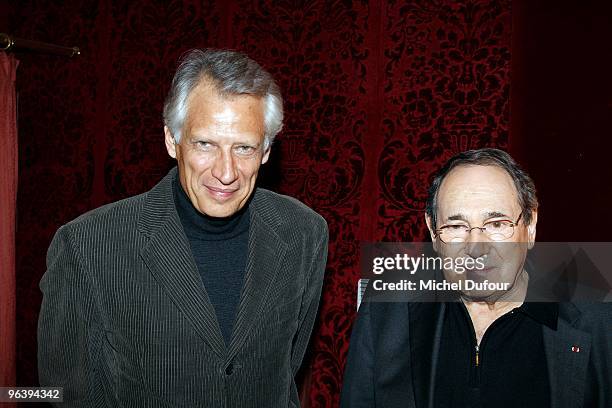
[38,167,329,408]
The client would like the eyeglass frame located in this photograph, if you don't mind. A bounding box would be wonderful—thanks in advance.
[434,211,524,243]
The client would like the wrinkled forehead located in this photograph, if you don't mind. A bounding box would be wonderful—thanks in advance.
[187,80,262,113]
[436,164,521,220]
[184,81,265,135]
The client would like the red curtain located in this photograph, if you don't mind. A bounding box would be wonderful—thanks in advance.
[0,51,18,391]
[11,1,510,403]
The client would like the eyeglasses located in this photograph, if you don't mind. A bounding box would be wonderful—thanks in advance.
[435,212,523,243]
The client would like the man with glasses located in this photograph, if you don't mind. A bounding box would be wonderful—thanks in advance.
[341,148,611,408]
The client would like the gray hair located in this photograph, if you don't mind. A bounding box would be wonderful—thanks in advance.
[426,148,538,229]
[163,49,283,150]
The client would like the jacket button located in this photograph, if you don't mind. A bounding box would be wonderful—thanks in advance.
[225,363,234,376]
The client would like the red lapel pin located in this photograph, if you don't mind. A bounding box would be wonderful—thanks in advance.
[571,345,581,353]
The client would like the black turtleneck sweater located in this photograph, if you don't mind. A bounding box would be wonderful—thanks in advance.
[173,176,249,345]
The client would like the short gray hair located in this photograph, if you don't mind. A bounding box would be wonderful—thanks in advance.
[426,148,538,229]
[163,49,283,150]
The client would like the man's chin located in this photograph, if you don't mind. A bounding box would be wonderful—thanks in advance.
[204,205,241,218]
[459,289,500,303]
[191,199,238,218]
[459,284,522,303]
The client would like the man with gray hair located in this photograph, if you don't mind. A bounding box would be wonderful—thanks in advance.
[38,49,328,407]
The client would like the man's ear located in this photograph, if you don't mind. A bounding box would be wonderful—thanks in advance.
[261,146,271,164]
[527,210,538,249]
[164,126,177,159]
[425,213,439,251]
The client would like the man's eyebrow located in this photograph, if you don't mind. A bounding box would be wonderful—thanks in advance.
[446,214,468,222]
[485,211,511,219]
[444,212,511,223]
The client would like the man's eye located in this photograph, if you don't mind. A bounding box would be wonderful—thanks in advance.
[235,145,256,154]
[445,224,467,230]
[485,220,510,229]
[195,141,213,150]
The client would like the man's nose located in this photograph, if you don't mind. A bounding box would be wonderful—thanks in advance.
[464,228,489,259]
[211,149,238,185]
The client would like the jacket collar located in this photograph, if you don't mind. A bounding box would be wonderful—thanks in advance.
[543,303,592,408]
[138,167,288,361]
[519,302,559,330]
[409,302,445,408]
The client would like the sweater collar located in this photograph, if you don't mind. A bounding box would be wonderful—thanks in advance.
[173,173,250,241]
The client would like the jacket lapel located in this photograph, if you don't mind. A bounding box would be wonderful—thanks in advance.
[409,302,445,408]
[138,168,226,358]
[227,197,287,361]
[543,303,591,408]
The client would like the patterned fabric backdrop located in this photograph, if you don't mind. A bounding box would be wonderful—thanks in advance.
[10,1,510,406]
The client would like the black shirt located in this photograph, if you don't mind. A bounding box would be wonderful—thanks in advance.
[173,176,250,345]
[434,301,559,408]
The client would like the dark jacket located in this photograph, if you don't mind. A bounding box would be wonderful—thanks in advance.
[341,300,612,408]
[38,167,328,408]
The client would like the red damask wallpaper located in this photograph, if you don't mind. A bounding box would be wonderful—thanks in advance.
[10,1,510,406]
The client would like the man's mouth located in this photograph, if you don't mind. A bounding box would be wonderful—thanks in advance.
[466,267,495,280]
[205,185,239,200]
